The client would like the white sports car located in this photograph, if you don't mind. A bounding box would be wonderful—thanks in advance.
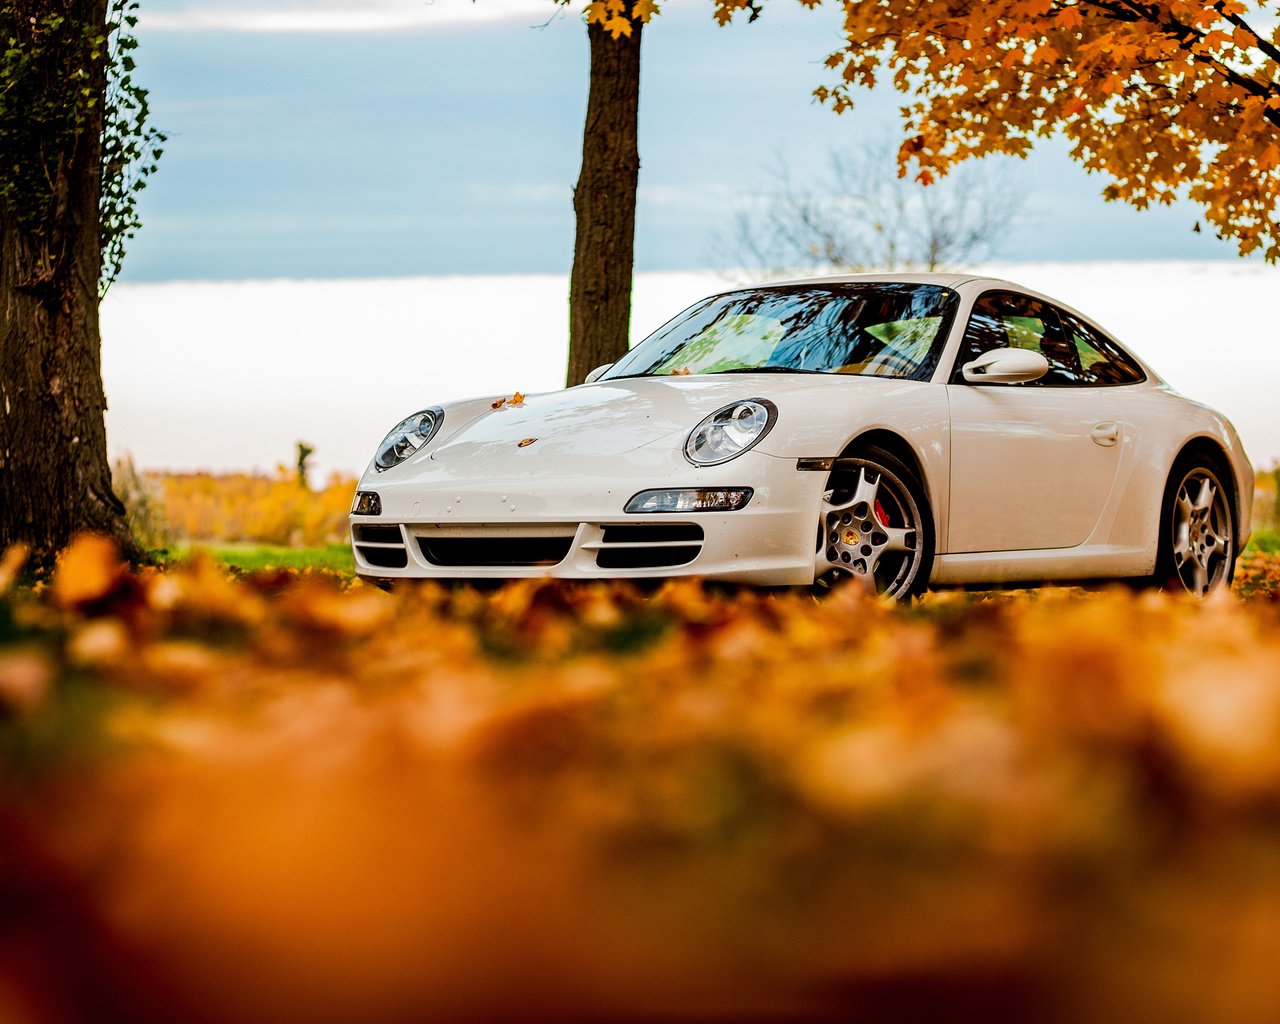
[349,274,1251,598]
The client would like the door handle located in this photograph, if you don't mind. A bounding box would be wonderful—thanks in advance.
[1090,421,1119,447]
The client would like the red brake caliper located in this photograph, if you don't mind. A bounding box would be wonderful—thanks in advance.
[874,499,890,527]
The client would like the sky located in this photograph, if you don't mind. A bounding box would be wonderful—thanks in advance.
[120,0,1253,282]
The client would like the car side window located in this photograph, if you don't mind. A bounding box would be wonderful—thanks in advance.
[951,291,1084,386]
[1055,307,1147,386]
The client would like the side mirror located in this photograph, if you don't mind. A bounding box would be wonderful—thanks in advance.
[583,363,614,384]
[962,348,1050,384]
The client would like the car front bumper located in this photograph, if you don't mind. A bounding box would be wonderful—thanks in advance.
[348,449,826,585]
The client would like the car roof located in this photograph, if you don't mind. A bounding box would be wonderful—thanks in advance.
[724,271,1000,290]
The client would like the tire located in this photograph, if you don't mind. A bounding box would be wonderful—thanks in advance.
[814,445,935,599]
[1154,451,1237,597]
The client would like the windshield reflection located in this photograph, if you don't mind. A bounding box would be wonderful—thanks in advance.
[604,283,959,382]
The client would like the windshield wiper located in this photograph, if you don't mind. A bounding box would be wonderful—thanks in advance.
[711,366,828,375]
[603,367,829,380]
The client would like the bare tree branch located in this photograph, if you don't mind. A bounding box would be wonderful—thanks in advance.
[715,136,1027,277]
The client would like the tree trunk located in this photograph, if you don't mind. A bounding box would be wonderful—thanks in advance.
[566,15,643,387]
[0,0,136,559]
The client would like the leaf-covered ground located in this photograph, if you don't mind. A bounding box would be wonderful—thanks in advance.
[4,539,1280,1023]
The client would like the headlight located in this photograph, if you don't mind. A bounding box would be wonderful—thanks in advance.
[625,488,753,513]
[684,399,777,466]
[374,407,444,472]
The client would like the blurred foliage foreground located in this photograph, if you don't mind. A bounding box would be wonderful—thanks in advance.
[5,543,1280,1022]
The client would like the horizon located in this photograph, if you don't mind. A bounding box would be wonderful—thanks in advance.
[102,261,1280,481]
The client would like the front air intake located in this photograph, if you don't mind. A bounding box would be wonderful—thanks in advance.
[594,523,704,569]
[357,525,404,544]
[354,524,408,569]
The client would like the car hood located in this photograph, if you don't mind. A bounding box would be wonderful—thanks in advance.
[429,374,827,461]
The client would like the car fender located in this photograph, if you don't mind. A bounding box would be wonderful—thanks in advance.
[1105,385,1252,555]
[754,380,951,552]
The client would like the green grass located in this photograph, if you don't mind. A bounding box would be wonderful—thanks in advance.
[1248,528,1280,553]
[161,543,355,576]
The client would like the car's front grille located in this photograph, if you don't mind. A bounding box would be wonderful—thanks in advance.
[594,523,704,570]
[412,524,579,568]
[419,536,573,567]
[354,524,408,569]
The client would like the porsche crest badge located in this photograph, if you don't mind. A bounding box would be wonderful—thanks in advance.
[518,438,537,448]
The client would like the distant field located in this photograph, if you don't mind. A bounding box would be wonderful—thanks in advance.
[168,542,355,575]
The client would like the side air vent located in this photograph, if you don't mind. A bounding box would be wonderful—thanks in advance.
[355,524,408,569]
[594,523,704,570]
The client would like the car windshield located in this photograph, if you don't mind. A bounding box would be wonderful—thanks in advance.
[603,283,959,382]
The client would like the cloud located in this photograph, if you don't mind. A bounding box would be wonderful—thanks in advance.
[637,183,737,207]
[139,0,566,33]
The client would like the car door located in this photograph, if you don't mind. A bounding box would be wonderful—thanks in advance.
[946,291,1124,553]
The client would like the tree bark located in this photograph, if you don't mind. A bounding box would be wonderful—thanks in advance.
[566,15,643,387]
[0,0,136,559]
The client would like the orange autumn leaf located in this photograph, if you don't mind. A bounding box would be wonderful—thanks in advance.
[585,0,654,36]
[52,534,123,607]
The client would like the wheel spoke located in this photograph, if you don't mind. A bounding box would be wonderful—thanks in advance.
[1176,492,1195,526]
[1192,477,1216,513]
[882,526,915,553]
[1189,559,1209,596]
[1172,523,1192,561]
[822,494,857,516]
[850,468,881,515]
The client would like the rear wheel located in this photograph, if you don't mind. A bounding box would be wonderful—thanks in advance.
[815,447,934,599]
[1156,453,1236,596]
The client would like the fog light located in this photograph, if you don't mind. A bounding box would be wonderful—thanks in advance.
[624,488,753,514]
[351,491,382,516]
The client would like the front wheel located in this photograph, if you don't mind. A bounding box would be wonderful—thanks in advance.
[1156,454,1237,597]
[815,447,934,600]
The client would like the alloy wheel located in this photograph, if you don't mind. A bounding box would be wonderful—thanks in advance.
[815,458,924,598]
[1170,466,1233,596]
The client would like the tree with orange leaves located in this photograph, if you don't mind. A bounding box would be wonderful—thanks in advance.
[760,0,1280,260]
